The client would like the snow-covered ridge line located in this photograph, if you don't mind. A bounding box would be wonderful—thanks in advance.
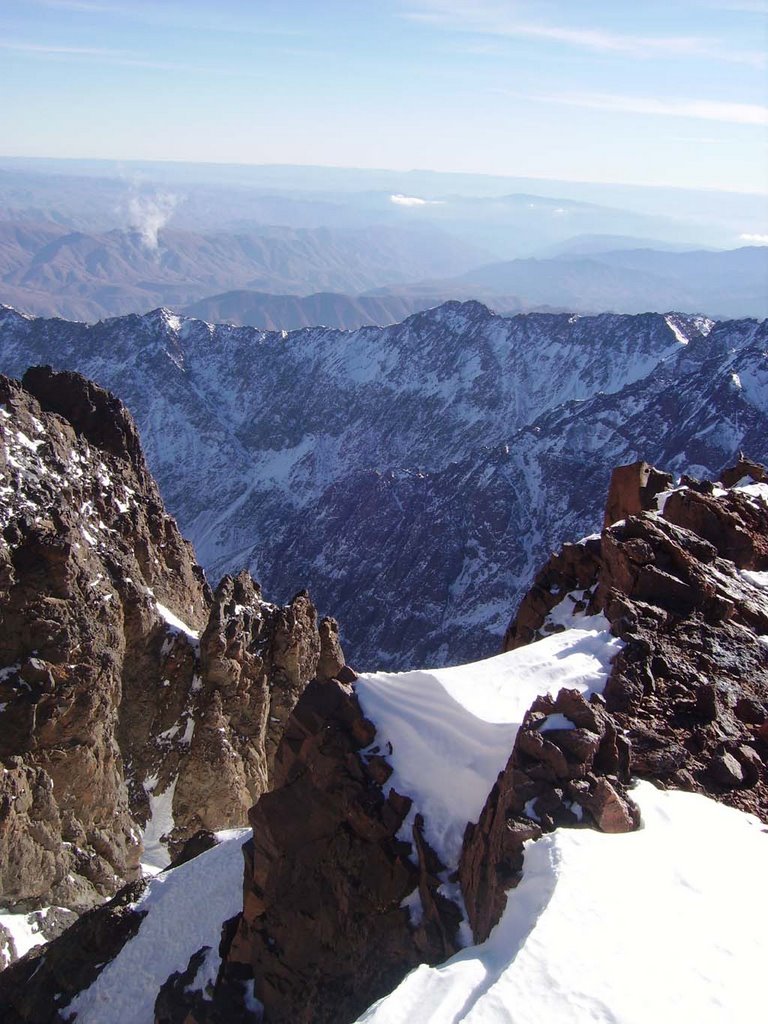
[356,614,622,872]
[64,829,251,1024]
[357,782,768,1024]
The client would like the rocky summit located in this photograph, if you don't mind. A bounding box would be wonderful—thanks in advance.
[1,303,766,670]
[1,453,765,1023]
[0,368,348,968]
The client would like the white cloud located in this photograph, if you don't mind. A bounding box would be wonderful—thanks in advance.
[740,232,768,244]
[126,190,178,249]
[390,194,445,206]
[535,92,768,126]
[401,0,765,65]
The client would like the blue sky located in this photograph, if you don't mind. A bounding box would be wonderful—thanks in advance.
[2,0,766,192]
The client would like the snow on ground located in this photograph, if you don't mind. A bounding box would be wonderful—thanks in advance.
[356,615,622,870]
[140,774,178,874]
[63,829,250,1024]
[357,781,768,1024]
[0,907,60,967]
[151,595,200,645]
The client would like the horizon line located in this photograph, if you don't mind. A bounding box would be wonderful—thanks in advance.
[0,153,766,199]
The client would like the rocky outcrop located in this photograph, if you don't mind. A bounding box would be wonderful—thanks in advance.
[3,442,766,1021]
[0,368,337,919]
[169,578,324,851]
[603,460,673,527]
[463,459,768,943]
[0,667,459,1024]
[459,686,638,943]
[505,460,768,818]
[155,675,462,1024]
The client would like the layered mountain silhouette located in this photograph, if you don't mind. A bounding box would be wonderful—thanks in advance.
[0,220,488,322]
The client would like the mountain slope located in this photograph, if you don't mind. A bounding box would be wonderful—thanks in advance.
[2,459,766,1023]
[0,303,766,668]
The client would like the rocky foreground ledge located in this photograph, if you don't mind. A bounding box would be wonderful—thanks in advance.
[0,368,348,956]
[0,445,766,1022]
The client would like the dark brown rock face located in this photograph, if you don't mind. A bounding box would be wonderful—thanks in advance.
[0,369,333,919]
[459,686,638,942]
[468,458,768,943]
[156,677,461,1024]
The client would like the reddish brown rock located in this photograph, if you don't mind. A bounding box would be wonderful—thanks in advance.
[459,686,637,942]
[504,458,768,823]
[472,458,768,945]
[503,538,602,650]
[720,454,767,488]
[0,370,329,917]
[156,677,461,1024]
[603,460,672,528]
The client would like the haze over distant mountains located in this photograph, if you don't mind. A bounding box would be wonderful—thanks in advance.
[1,218,764,325]
[3,157,765,246]
[1,158,765,325]
[370,245,768,322]
[0,220,491,323]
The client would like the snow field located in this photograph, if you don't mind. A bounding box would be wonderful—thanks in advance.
[356,616,623,870]
[63,829,250,1024]
[357,782,768,1024]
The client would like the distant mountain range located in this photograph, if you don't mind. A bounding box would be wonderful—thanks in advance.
[187,244,768,330]
[371,246,768,321]
[0,219,488,322]
[1,301,766,669]
[3,158,764,250]
[2,215,763,327]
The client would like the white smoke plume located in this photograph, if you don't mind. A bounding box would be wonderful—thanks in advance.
[127,190,178,249]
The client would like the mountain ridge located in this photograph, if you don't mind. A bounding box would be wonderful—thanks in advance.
[0,302,765,669]
[0,366,350,949]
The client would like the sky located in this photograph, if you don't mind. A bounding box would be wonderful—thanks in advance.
[1,0,767,193]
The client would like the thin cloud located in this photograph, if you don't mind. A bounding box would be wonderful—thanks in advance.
[390,194,446,206]
[0,39,135,57]
[401,0,765,65]
[0,39,266,75]
[534,91,768,126]
[33,1,131,11]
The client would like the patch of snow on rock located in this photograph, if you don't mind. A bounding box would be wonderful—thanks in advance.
[141,774,177,874]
